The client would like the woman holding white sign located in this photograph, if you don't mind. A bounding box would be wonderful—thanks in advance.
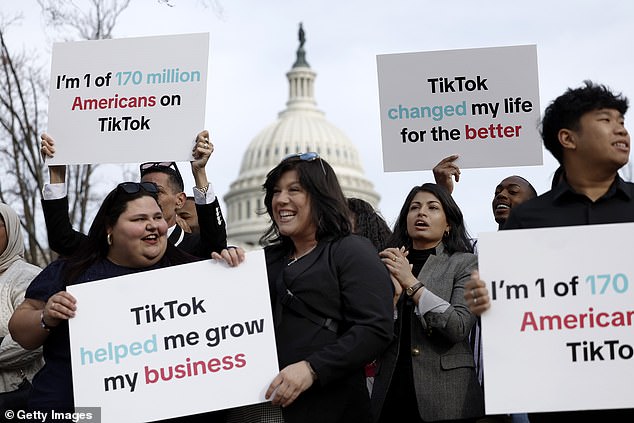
[372,183,484,422]
[252,152,394,423]
[9,181,243,420]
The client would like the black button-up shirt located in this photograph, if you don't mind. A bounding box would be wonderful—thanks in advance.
[503,175,634,229]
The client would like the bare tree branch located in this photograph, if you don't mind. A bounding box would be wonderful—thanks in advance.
[0,25,51,265]
[37,0,132,40]
[0,2,133,265]
[157,0,225,19]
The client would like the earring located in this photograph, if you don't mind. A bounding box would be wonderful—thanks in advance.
[443,230,450,238]
[107,233,112,245]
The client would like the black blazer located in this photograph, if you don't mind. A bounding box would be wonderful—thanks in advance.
[265,235,394,423]
[174,200,227,257]
[41,196,227,258]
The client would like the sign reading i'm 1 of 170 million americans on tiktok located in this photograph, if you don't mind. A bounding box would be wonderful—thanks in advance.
[47,33,209,165]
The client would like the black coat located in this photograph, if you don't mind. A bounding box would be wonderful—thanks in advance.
[265,235,394,423]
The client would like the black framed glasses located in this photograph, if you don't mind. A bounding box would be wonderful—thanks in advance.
[283,152,326,175]
[139,161,182,180]
[117,182,159,194]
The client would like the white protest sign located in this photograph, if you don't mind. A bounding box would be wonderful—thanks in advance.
[377,45,542,172]
[47,33,208,165]
[477,223,634,414]
[67,250,278,423]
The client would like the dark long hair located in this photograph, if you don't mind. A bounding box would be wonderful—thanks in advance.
[260,154,351,249]
[62,183,192,285]
[347,197,392,252]
[387,183,473,254]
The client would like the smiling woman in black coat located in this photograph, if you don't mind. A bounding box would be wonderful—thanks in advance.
[257,153,394,423]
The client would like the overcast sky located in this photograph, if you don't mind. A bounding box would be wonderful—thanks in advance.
[4,0,634,237]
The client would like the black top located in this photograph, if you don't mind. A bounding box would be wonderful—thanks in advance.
[265,235,393,423]
[503,175,634,230]
[408,247,436,276]
[379,247,435,423]
[501,174,634,422]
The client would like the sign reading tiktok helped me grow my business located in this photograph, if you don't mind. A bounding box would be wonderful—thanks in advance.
[67,250,279,423]
[377,45,542,171]
[477,223,634,414]
[47,33,209,165]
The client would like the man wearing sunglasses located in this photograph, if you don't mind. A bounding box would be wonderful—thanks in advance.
[39,130,228,259]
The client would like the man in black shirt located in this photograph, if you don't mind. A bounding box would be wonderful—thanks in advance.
[432,155,538,230]
[466,81,634,422]
[40,130,229,259]
[504,81,633,230]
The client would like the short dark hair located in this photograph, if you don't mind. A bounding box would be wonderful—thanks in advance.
[260,154,351,248]
[510,175,538,198]
[140,162,185,193]
[541,80,629,164]
[387,183,473,254]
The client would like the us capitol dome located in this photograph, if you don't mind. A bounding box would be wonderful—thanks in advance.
[223,24,380,248]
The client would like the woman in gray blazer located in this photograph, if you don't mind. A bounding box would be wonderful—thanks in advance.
[372,183,484,422]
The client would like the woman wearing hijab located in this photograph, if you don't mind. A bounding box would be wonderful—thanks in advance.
[0,203,43,407]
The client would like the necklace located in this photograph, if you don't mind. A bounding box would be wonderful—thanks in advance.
[287,245,317,266]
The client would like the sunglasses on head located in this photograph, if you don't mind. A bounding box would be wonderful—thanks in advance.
[117,182,159,194]
[282,152,326,175]
[139,161,182,179]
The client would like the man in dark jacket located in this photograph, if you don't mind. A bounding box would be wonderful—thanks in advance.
[39,130,227,258]
[466,81,634,422]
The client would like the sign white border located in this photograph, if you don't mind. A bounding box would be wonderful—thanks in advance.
[68,250,279,423]
[377,45,542,172]
[478,223,634,414]
[47,33,209,165]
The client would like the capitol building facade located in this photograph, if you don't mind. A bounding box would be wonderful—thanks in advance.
[223,27,380,248]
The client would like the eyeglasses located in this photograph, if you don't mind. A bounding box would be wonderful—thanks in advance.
[117,182,159,194]
[139,161,182,180]
[283,152,326,175]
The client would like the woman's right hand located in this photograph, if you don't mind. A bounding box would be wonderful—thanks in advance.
[380,247,417,288]
[265,360,315,407]
[42,291,77,328]
[380,247,412,308]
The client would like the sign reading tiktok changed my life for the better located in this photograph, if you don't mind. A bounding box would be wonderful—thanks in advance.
[67,250,279,423]
[47,33,208,165]
[377,45,542,172]
[477,223,634,415]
